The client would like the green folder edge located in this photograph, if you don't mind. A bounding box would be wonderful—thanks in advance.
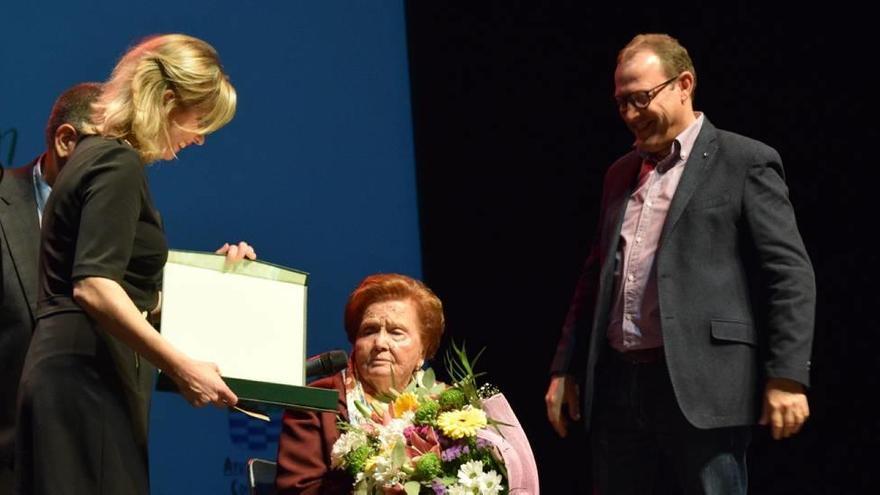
[156,374,339,413]
[158,250,337,412]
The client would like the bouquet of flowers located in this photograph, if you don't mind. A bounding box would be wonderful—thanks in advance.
[331,344,511,495]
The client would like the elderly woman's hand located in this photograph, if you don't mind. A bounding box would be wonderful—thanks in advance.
[215,241,257,263]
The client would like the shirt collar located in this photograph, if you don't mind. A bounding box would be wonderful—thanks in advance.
[33,155,53,221]
[637,112,705,172]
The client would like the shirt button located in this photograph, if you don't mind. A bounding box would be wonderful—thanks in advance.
[627,273,635,282]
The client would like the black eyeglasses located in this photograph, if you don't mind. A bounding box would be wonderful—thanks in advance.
[614,75,679,110]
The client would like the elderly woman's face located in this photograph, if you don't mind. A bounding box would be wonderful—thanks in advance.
[354,299,425,395]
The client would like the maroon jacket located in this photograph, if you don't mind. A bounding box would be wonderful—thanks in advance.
[275,372,354,494]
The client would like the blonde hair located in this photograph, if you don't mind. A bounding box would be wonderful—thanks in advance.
[90,34,236,162]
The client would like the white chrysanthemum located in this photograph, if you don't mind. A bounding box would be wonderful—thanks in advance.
[400,410,416,423]
[477,470,504,495]
[447,484,472,495]
[377,418,408,449]
[457,459,485,489]
[330,430,368,468]
[369,452,400,485]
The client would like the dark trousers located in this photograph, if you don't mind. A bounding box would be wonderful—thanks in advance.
[591,350,750,495]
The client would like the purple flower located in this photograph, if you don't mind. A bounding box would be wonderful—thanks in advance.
[475,437,491,449]
[440,446,456,462]
[437,431,454,448]
[440,444,470,462]
[431,479,447,495]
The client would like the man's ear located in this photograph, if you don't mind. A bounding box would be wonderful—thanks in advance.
[678,71,695,101]
[53,124,79,159]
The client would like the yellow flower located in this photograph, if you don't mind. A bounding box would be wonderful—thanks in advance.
[437,407,487,439]
[392,392,420,417]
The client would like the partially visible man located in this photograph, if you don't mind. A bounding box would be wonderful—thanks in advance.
[545,34,815,494]
[0,83,258,492]
[0,82,103,492]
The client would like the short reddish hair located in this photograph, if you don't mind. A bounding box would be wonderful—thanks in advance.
[344,274,445,358]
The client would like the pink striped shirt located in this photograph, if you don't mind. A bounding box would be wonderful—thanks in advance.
[607,114,704,352]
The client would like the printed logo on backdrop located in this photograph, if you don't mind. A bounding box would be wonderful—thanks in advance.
[228,407,283,450]
[222,407,284,494]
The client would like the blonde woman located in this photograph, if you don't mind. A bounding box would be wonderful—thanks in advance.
[15,34,241,495]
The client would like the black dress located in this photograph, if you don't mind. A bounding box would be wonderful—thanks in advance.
[15,136,167,495]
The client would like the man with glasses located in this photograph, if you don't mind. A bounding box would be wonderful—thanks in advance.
[545,33,815,494]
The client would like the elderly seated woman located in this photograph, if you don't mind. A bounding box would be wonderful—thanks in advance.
[275,273,539,494]
[275,274,445,494]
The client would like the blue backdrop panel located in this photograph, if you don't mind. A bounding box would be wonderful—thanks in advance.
[1,2,420,493]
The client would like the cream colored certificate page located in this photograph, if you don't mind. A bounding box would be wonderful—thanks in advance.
[161,262,305,386]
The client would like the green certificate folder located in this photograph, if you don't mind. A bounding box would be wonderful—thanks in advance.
[158,250,337,412]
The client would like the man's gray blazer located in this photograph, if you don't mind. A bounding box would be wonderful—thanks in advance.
[551,119,815,430]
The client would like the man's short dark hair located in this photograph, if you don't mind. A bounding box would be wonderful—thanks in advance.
[44,82,102,149]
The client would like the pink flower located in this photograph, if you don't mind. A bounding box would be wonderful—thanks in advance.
[381,484,406,495]
[361,422,378,436]
[405,425,441,457]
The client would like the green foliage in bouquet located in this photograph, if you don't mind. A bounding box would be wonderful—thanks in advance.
[443,341,488,407]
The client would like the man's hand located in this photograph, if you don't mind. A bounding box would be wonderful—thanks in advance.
[215,241,257,263]
[545,374,581,438]
[759,377,810,440]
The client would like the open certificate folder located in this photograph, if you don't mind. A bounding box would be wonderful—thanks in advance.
[157,250,338,413]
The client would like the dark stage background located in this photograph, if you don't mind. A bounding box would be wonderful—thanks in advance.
[405,3,877,494]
